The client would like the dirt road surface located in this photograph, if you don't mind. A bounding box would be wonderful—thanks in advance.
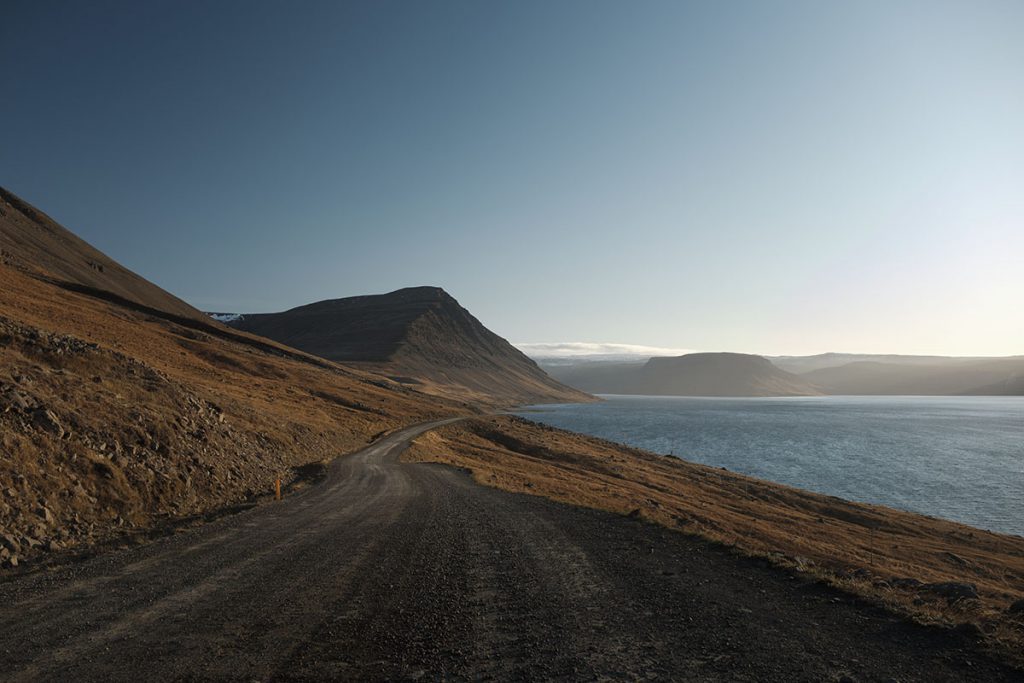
[0,419,1019,681]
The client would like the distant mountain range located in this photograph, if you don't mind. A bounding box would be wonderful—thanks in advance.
[798,357,1024,396]
[224,288,591,406]
[3,182,1018,404]
[768,353,1011,374]
[539,351,1024,397]
[544,353,819,397]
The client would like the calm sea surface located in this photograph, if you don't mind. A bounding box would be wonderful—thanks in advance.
[515,395,1024,537]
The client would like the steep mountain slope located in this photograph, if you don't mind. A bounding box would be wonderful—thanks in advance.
[802,357,1024,395]
[0,187,204,322]
[0,190,461,569]
[231,288,592,405]
[544,352,820,396]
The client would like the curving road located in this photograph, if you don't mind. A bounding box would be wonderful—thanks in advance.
[0,419,1019,681]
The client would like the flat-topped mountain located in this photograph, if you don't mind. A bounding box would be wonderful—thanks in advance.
[545,352,820,397]
[639,353,821,396]
[230,287,592,405]
[0,187,204,321]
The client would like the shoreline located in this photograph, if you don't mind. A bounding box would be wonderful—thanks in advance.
[512,395,1024,538]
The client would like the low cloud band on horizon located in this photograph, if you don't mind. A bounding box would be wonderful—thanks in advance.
[514,342,696,359]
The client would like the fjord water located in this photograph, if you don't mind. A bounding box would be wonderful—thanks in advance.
[516,396,1024,537]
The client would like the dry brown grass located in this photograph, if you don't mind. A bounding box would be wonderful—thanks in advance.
[0,264,465,562]
[404,415,1024,666]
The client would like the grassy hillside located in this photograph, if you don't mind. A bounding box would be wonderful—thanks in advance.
[0,255,462,567]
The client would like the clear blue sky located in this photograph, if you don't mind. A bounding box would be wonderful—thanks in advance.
[3,0,1022,356]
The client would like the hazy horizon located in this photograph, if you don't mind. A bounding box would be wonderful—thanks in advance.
[514,341,1023,362]
[4,0,1022,356]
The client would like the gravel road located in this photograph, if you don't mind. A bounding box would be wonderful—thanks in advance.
[0,419,1019,682]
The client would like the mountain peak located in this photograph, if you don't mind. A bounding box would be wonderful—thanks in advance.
[390,285,450,297]
[231,287,591,405]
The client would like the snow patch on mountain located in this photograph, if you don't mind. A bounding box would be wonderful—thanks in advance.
[207,312,244,323]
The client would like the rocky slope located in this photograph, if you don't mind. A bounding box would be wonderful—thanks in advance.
[230,287,592,405]
[546,352,820,396]
[0,190,462,569]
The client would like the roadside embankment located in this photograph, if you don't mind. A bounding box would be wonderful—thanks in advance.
[404,415,1024,668]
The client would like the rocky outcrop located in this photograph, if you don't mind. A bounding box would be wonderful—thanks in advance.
[0,316,294,564]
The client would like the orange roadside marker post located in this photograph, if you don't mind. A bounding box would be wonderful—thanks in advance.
[275,477,281,501]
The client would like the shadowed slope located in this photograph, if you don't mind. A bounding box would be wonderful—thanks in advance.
[231,287,592,405]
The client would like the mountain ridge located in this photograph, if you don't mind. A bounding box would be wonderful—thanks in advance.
[230,287,592,406]
[0,187,463,568]
[769,352,1023,374]
[540,351,1024,396]
[0,186,204,322]
[801,357,1024,395]
[544,352,820,397]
